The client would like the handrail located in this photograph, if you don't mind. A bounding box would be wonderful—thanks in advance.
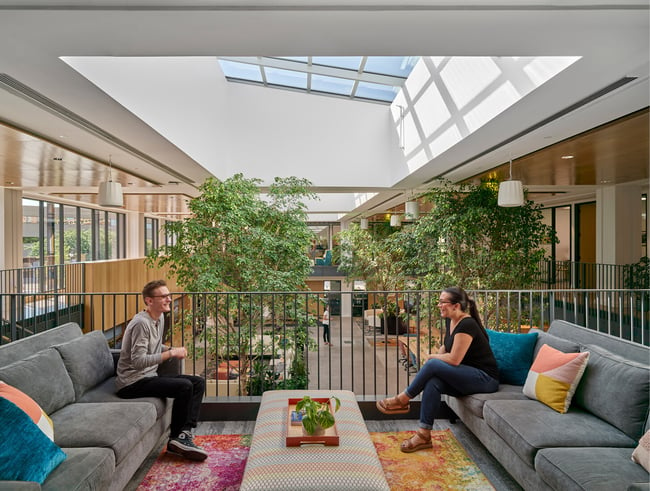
[1,289,647,400]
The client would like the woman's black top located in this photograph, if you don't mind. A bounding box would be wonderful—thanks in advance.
[443,317,499,380]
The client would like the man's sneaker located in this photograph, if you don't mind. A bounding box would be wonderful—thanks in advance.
[167,430,208,461]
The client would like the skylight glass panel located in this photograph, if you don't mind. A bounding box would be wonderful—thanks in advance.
[356,81,398,102]
[364,56,419,77]
[218,60,263,82]
[311,74,354,96]
[264,67,307,89]
[274,56,309,63]
[313,56,362,71]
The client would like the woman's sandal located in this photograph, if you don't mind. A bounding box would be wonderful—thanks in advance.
[376,396,410,415]
[400,430,433,453]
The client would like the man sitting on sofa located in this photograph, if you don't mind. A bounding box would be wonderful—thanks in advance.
[115,279,207,461]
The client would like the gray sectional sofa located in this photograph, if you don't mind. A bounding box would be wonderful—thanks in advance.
[0,322,177,491]
[444,319,649,491]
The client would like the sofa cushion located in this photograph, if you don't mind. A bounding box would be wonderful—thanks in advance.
[632,430,650,473]
[0,381,54,440]
[54,331,115,400]
[483,399,637,467]
[574,344,650,440]
[0,397,66,485]
[536,447,649,491]
[531,328,581,356]
[79,376,169,420]
[0,348,75,415]
[41,447,115,491]
[448,384,528,419]
[50,402,157,466]
[523,344,589,413]
[487,330,538,385]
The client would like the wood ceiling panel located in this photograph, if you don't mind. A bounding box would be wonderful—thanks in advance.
[474,108,649,187]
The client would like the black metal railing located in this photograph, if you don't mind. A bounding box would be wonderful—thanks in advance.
[1,289,647,401]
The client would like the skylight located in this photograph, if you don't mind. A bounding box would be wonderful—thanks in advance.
[217,56,419,103]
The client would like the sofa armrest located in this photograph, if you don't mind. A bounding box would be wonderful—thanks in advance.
[158,356,184,376]
[110,348,121,374]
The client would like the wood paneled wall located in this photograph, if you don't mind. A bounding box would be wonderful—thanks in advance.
[82,258,179,332]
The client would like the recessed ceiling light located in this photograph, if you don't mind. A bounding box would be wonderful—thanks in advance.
[561,155,574,159]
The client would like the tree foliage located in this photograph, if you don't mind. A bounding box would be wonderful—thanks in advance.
[147,174,316,292]
[408,180,556,290]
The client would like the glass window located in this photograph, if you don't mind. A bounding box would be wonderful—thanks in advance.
[44,202,61,266]
[355,81,398,102]
[311,74,354,96]
[79,207,93,261]
[218,60,263,82]
[63,206,79,263]
[364,56,419,77]
[107,212,119,260]
[145,217,159,256]
[264,67,307,89]
[22,199,40,268]
[312,56,362,71]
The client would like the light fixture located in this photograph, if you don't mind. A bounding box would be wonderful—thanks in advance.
[405,199,419,220]
[98,156,124,207]
[497,157,524,207]
[360,218,369,230]
[390,213,401,227]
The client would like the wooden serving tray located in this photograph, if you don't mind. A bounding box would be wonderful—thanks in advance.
[285,397,340,447]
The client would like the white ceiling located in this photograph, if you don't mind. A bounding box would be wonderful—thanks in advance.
[0,1,648,220]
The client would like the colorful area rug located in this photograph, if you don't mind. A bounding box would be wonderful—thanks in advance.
[137,430,494,490]
[372,429,494,490]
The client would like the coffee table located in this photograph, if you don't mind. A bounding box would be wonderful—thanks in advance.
[240,389,389,491]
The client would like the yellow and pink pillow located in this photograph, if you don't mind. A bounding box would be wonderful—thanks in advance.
[523,344,590,413]
[0,381,54,440]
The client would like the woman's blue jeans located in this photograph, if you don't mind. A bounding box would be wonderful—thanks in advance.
[404,358,498,430]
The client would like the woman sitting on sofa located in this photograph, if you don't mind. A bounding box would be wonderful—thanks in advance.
[376,286,499,452]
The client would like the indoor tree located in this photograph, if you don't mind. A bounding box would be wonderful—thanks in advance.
[147,173,317,393]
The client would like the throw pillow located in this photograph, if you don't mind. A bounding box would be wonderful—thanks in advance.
[54,330,114,400]
[632,430,650,472]
[0,381,54,440]
[523,343,590,413]
[0,397,66,484]
[486,330,539,385]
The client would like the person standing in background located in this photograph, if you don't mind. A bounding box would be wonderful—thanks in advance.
[322,304,331,346]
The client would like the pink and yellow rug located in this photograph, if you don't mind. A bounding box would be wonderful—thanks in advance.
[137,430,494,490]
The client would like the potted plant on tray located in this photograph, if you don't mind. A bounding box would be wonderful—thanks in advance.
[295,395,341,435]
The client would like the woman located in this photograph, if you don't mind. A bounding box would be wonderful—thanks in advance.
[376,287,499,452]
[321,304,331,346]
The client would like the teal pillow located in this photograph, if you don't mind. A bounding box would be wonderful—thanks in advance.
[487,330,539,385]
[0,397,66,484]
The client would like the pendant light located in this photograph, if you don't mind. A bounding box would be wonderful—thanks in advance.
[360,218,369,230]
[405,199,419,220]
[497,157,524,207]
[390,213,401,227]
[98,156,124,207]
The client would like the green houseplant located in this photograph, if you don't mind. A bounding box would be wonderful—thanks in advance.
[295,395,341,435]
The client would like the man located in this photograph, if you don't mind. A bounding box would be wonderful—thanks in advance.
[116,279,207,461]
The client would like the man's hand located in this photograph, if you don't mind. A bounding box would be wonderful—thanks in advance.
[169,347,187,359]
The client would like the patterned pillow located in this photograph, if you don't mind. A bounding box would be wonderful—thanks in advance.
[632,430,650,472]
[487,330,538,385]
[523,344,590,413]
[0,397,66,484]
[0,381,54,440]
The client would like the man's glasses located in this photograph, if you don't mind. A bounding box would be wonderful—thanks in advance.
[150,294,172,299]
[437,300,454,305]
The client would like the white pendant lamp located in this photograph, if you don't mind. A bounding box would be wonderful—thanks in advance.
[497,157,524,207]
[405,200,419,220]
[98,156,124,207]
[360,218,369,230]
[390,214,401,227]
